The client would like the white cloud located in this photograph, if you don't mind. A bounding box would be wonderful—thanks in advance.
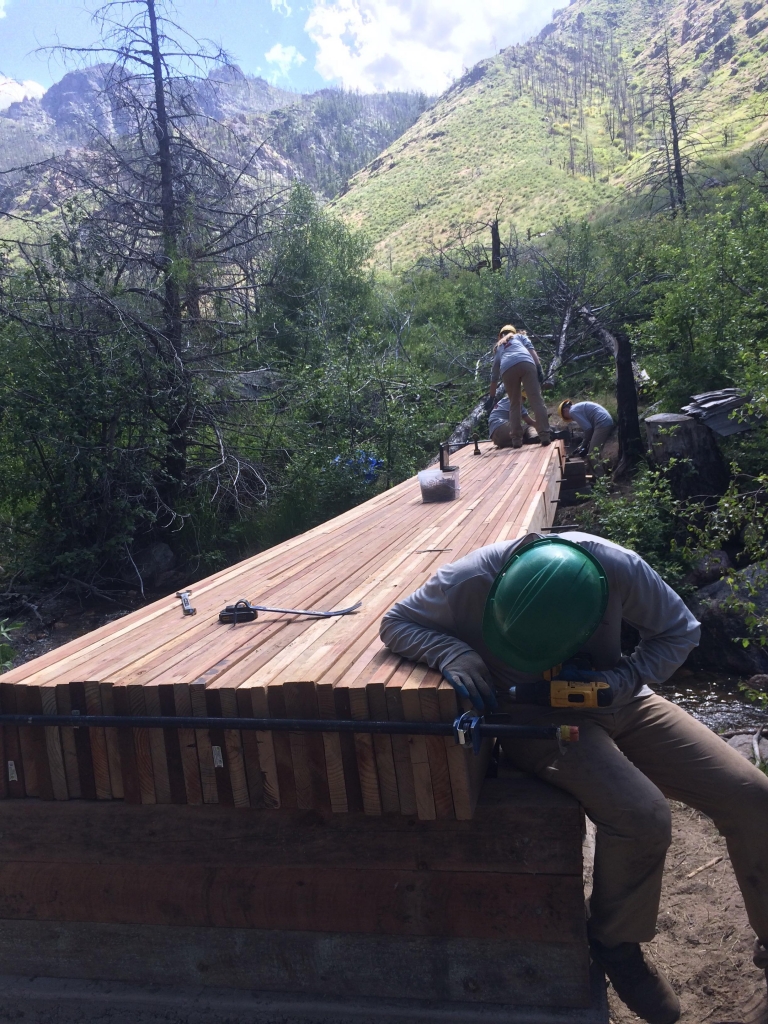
[0,1,6,16]
[270,0,293,15]
[0,76,45,111]
[305,0,569,94]
[264,43,307,80]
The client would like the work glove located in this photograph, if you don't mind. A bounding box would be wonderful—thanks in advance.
[483,393,495,413]
[536,364,545,385]
[572,444,588,458]
[442,651,497,712]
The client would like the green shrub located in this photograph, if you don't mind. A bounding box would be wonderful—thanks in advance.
[575,469,695,589]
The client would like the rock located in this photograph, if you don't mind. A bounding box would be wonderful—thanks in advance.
[41,66,131,137]
[123,543,176,589]
[686,550,731,587]
[747,674,768,692]
[136,542,176,580]
[645,414,730,499]
[687,564,768,675]
[727,732,768,763]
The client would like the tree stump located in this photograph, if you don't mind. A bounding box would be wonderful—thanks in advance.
[644,413,730,499]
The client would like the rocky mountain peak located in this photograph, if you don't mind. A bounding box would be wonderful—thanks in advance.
[41,64,142,138]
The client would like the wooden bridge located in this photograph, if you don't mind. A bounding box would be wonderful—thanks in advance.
[0,440,563,819]
[0,440,609,1023]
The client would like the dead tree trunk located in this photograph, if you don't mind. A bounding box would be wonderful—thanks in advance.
[661,33,686,215]
[579,306,645,476]
[491,219,502,272]
[545,303,574,385]
[447,397,489,447]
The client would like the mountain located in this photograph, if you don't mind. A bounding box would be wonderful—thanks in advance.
[330,0,768,266]
[0,66,430,204]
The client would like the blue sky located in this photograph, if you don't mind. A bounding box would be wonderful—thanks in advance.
[0,0,569,102]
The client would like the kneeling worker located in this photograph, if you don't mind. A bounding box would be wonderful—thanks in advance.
[559,399,614,457]
[380,534,768,1024]
[489,394,539,447]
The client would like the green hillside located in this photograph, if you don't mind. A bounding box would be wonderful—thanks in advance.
[331,0,768,266]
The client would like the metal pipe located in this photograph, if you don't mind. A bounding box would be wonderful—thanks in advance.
[0,713,568,742]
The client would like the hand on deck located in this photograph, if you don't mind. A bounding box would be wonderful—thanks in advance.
[442,651,498,712]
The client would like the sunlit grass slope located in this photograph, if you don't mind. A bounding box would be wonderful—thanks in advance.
[331,0,768,267]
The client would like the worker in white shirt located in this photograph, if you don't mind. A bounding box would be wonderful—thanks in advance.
[559,399,614,457]
[380,533,768,1024]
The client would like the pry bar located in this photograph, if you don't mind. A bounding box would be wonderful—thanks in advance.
[220,598,362,624]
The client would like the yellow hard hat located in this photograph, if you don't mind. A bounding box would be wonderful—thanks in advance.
[498,324,516,338]
[558,399,573,419]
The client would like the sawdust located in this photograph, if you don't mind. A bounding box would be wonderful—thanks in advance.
[606,801,767,1024]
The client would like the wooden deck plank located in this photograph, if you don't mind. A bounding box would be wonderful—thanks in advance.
[242,683,280,809]
[171,684,203,806]
[98,683,124,800]
[419,677,455,820]
[39,684,68,801]
[385,662,419,817]
[400,666,436,821]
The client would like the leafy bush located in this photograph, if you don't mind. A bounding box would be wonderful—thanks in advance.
[575,469,695,589]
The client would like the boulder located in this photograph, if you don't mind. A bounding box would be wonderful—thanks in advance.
[727,732,768,763]
[748,674,768,692]
[645,413,730,499]
[687,564,768,675]
[122,542,177,589]
[136,543,176,580]
[686,549,731,587]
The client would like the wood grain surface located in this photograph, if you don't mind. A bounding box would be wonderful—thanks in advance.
[0,443,562,818]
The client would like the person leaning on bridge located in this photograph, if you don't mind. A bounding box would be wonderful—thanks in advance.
[559,398,614,458]
[379,533,768,1024]
[489,325,550,448]
[489,393,539,447]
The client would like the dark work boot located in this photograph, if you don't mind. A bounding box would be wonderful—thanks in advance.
[590,938,680,1024]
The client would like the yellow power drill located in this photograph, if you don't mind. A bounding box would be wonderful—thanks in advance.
[509,665,614,709]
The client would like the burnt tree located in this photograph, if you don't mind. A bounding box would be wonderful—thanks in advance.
[578,306,645,477]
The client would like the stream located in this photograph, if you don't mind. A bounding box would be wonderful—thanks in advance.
[659,670,768,733]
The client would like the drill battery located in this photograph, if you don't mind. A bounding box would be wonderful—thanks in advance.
[510,671,614,709]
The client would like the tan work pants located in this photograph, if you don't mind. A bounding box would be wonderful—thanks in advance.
[500,693,768,947]
[491,423,539,447]
[500,362,550,443]
[585,421,614,456]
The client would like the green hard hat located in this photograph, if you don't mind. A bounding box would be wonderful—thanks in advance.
[482,538,609,673]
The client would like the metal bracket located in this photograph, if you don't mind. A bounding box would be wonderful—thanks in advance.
[452,711,484,755]
[175,590,196,616]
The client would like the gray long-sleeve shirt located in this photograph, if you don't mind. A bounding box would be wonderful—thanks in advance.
[488,396,532,436]
[379,532,701,708]
[491,335,535,382]
[569,401,614,435]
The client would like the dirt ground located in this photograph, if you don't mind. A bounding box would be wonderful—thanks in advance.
[606,801,767,1024]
